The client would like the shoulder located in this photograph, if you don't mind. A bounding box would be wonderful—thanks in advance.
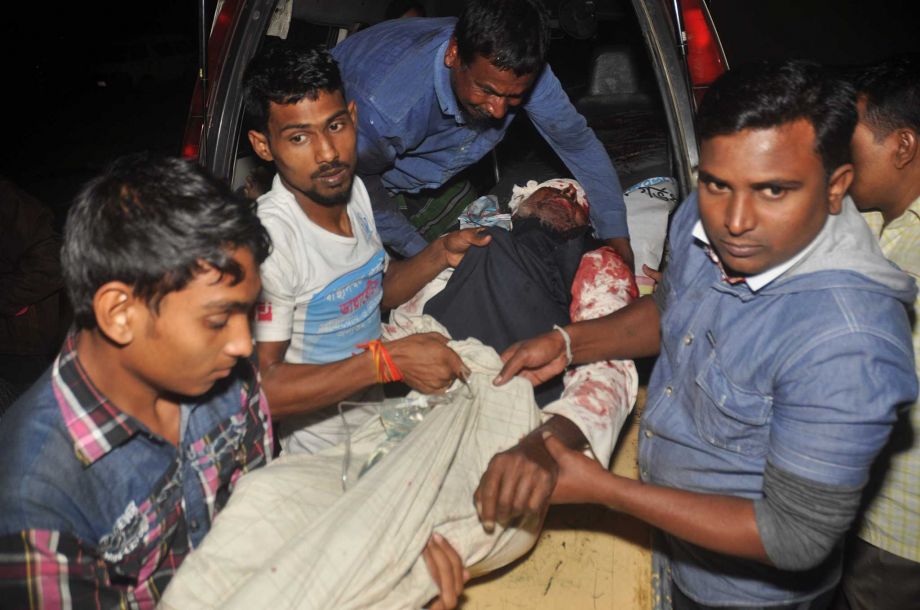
[256,190,306,267]
[0,376,89,533]
[334,19,455,124]
[332,18,454,68]
[774,279,915,373]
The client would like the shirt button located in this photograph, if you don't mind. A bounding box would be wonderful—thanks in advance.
[684,334,693,346]
[665,386,673,396]
[644,429,653,438]
[641,469,649,478]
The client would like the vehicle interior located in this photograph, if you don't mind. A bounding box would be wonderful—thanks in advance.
[225,0,675,211]
[198,2,685,604]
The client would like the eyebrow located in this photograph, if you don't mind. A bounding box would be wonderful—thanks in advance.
[697,170,724,184]
[202,299,255,313]
[475,81,524,99]
[751,179,803,190]
[280,109,350,133]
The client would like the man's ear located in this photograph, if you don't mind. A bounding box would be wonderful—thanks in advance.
[826,163,854,215]
[93,282,141,346]
[893,128,918,170]
[248,129,274,163]
[347,100,357,126]
[444,37,459,69]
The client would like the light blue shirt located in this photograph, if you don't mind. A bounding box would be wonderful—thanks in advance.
[331,17,627,256]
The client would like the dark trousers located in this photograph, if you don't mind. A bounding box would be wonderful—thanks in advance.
[833,537,920,610]
[672,582,836,610]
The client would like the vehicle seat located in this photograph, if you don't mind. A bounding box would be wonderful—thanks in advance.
[575,44,670,188]
[576,43,658,123]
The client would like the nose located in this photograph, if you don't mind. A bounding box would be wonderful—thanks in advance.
[314,132,338,165]
[225,315,254,360]
[725,193,756,236]
[485,95,508,120]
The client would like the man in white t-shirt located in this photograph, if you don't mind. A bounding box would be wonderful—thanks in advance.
[242,45,490,461]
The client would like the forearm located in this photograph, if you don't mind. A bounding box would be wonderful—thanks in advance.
[260,352,377,417]
[524,415,587,450]
[382,238,450,309]
[594,475,769,563]
[566,295,660,363]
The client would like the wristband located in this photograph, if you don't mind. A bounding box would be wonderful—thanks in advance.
[358,339,404,383]
[552,324,574,367]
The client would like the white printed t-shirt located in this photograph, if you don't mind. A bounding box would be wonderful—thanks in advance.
[255,174,384,454]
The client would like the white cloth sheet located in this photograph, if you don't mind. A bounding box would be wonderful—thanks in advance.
[161,321,543,610]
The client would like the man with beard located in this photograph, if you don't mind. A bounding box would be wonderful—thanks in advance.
[330,0,634,271]
[243,45,489,464]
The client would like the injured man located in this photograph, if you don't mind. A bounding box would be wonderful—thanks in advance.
[160,179,642,610]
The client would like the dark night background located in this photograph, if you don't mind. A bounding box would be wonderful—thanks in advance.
[1,1,200,227]
[0,0,916,226]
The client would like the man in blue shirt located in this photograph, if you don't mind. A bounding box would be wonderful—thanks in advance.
[491,60,918,608]
[331,0,633,269]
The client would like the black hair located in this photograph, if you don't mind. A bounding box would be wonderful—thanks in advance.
[63,153,271,330]
[242,44,344,134]
[855,54,920,138]
[697,60,857,178]
[454,0,549,76]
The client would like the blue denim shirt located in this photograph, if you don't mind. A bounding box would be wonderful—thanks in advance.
[643,194,917,606]
[331,17,626,256]
[0,336,273,608]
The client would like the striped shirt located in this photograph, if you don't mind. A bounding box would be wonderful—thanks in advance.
[859,196,920,562]
[0,333,273,608]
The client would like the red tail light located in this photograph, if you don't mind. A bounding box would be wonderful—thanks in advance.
[679,0,726,104]
[181,0,242,161]
[181,80,205,159]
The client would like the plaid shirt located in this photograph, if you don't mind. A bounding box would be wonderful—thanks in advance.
[0,334,273,609]
[859,196,920,562]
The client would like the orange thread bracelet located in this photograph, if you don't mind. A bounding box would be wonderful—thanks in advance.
[358,339,404,384]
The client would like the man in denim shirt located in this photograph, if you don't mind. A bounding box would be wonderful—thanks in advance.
[0,155,274,608]
[330,0,633,269]
[493,61,918,608]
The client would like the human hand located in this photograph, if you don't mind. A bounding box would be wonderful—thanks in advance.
[474,435,557,533]
[387,333,469,394]
[603,237,635,274]
[423,533,470,610]
[542,432,611,505]
[641,264,662,285]
[441,228,491,268]
[493,331,567,386]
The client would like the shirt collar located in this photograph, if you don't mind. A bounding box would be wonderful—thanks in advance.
[54,333,143,466]
[692,220,816,292]
[433,39,465,124]
[893,195,920,228]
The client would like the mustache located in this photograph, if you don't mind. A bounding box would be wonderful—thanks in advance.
[311,161,350,180]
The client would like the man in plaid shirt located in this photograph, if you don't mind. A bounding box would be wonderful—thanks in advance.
[0,154,274,609]
[837,55,920,610]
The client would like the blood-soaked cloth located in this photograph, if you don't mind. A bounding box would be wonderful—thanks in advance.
[542,246,639,465]
[424,217,597,405]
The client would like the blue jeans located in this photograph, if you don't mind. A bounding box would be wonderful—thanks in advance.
[672,582,835,610]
